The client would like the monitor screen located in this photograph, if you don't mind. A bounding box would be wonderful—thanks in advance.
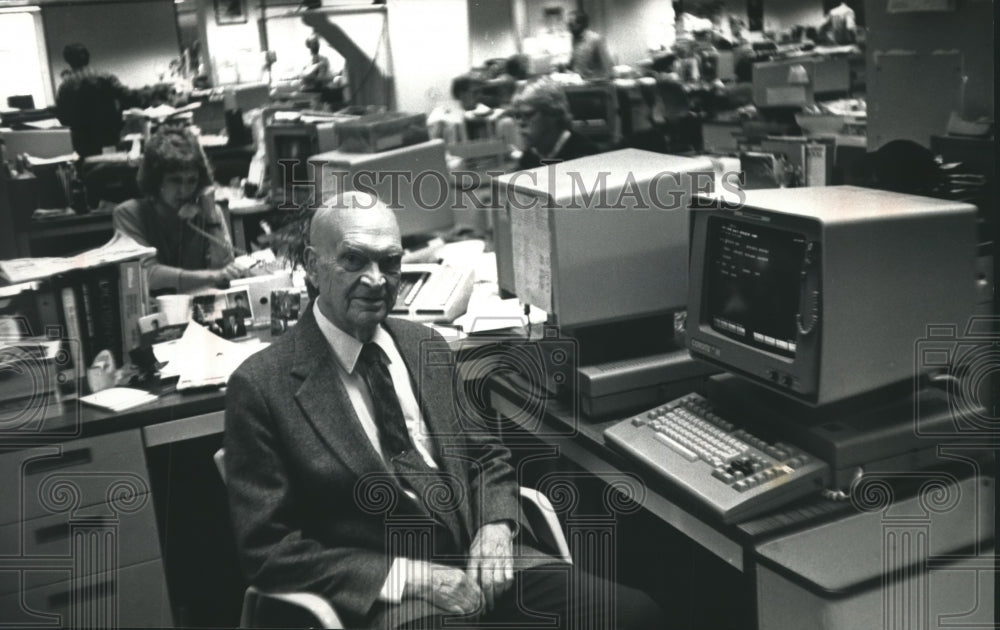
[705,217,807,359]
[687,186,979,406]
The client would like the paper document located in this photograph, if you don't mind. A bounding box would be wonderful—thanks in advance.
[80,387,159,412]
[160,323,269,390]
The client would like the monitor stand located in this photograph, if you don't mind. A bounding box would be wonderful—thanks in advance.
[704,374,994,488]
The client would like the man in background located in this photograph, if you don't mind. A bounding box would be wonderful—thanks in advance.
[55,43,140,158]
[300,33,335,92]
[511,78,600,170]
[567,10,614,81]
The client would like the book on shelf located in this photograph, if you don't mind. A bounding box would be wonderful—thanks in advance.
[118,259,146,359]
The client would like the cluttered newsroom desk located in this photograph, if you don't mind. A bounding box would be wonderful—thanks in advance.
[1,328,993,628]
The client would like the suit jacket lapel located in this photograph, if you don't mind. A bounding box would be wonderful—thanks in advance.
[291,308,385,480]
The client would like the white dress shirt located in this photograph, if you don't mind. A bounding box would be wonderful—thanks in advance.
[312,302,439,601]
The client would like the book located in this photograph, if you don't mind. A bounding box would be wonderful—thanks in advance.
[94,266,122,368]
[59,284,83,389]
[118,260,145,358]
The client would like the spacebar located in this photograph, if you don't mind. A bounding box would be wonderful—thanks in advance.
[653,433,699,461]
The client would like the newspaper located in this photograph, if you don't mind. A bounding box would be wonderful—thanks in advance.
[0,232,157,284]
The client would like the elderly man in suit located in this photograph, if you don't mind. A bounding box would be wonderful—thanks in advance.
[224,191,663,629]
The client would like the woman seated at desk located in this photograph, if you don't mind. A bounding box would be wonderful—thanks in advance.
[113,127,247,293]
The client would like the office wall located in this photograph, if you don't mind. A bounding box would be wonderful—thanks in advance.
[469,0,518,66]
[762,0,824,34]
[864,0,993,149]
[386,0,469,114]
[42,0,179,90]
[198,0,265,85]
[589,0,674,64]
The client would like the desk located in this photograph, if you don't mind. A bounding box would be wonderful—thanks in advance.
[2,359,991,628]
[485,373,995,628]
[0,386,237,627]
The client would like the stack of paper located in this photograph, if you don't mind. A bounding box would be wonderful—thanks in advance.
[80,387,159,412]
[155,322,269,390]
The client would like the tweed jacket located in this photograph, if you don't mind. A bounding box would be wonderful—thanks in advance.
[224,308,538,628]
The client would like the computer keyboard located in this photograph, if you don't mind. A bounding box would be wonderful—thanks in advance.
[603,392,830,524]
[417,266,465,310]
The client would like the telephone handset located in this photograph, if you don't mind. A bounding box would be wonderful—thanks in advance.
[179,187,248,257]
[796,241,821,336]
[177,186,216,221]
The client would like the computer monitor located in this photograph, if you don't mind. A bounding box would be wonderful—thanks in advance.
[751,59,815,108]
[266,120,340,208]
[498,149,715,330]
[191,97,228,135]
[563,83,619,145]
[686,186,979,406]
[310,138,455,237]
[225,83,271,112]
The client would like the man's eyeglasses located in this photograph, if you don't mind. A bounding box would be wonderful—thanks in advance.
[311,248,402,274]
[512,109,540,121]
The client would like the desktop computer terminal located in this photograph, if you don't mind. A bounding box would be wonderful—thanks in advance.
[606,186,982,523]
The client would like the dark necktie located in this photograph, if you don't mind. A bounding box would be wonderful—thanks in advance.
[355,343,466,556]
[356,343,412,459]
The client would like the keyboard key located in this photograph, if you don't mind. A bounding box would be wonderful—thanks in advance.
[653,432,699,461]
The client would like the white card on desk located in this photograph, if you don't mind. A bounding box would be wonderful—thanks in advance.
[80,387,159,412]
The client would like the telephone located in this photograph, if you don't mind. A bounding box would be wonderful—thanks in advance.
[391,263,475,323]
[178,186,216,221]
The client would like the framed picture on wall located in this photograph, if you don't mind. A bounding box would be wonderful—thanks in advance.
[215,0,248,25]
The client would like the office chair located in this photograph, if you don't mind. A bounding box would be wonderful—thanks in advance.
[213,448,572,629]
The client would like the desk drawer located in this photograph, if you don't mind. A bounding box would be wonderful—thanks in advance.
[0,488,160,595]
[0,429,150,526]
[0,557,172,628]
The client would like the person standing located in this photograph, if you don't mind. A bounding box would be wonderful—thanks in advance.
[55,43,141,158]
[566,10,614,81]
[301,34,335,92]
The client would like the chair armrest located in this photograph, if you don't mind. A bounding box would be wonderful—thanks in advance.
[240,585,344,629]
[519,487,573,564]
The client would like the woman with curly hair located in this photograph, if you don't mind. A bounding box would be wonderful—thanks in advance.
[113,127,247,292]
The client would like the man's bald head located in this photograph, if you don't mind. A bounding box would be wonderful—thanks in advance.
[309,190,401,253]
[306,191,404,341]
